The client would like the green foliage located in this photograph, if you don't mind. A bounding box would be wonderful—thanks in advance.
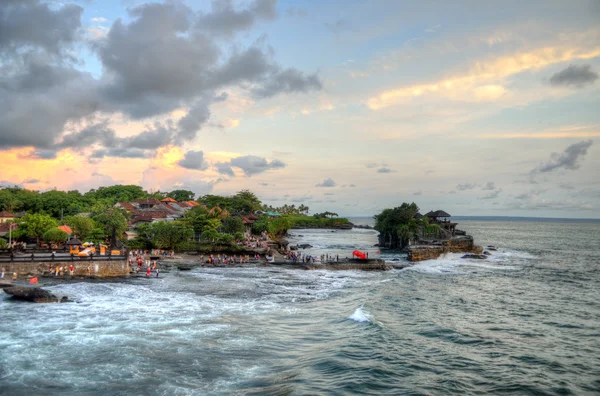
[19,213,58,244]
[313,211,339,219]
[201,228,219,241]
[268,217,292,238]
[374,203,420,236]
[285,214,351,228]
[85,185,147,204]
[222,216,244,235]
[147,221,194,250]
[88,227,108,243]
[65,215,94,240]
[43,228,68,244]
[252,217,269,235]
[216,233,234,245]
[0,237,7,249]
[234,232,245,241]
[168,189,195,202]
[204,218,222,231]
[94,208,128,247]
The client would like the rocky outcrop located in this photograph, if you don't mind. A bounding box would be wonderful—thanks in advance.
[305,259,392,271]
[462,254,487,259]
[407,236,483,262]
[3,286,68,303]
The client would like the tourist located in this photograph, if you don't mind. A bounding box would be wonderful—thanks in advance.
[1,268,4,279]
[146,266,151,278]
[69,264,74,276]
[55,265,59,277]
[156,267,159,278]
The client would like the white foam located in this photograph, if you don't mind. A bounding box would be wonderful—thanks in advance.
[348,307,372,323]
[407,251,523,275]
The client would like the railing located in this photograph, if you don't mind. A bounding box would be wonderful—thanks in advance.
[0,254,127,263]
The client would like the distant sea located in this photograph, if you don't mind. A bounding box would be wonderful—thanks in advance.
[1,218,599,394]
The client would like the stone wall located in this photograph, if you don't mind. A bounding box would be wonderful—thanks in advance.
[1,259,130,278]
[407,236,482,262]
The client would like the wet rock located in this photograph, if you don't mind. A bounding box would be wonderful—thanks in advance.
[461,254,487,260]
[483,251,491,255]
[3,286,66,303]
[486,245,498,251]
[297,244,313,249]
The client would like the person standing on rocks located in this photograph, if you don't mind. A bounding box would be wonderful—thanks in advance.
[1,267,4,279]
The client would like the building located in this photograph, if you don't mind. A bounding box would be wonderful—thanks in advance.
[0,210,15,224]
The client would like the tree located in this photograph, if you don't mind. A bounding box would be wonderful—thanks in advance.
[43,228,68,247]
[374,203,420,249]
[232,190,262,213]
[66,216,94,240]
[85,185,147,205]
[204,218,222,232]
[222,217,244,235]
[0,237,6,249]
[268,217,291,238]
[94,208,128,248]
[168,189,195,202]
[148,221,193,251]
[19,213,58,245]
[200,228,219,242]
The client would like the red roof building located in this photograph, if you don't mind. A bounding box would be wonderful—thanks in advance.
[0,222,18,236]
[116,202,136,211]
[161,197,178,203]
[58,225,72,235]
[0,211,15,223]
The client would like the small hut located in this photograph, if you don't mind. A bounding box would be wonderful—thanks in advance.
[66,237,83,255]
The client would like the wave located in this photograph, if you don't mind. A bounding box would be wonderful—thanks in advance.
[407,250,525,275]
[348,307,372,323]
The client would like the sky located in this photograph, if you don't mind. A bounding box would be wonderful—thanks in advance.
[1,0,599,218]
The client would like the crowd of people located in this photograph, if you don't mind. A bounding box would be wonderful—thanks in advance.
[200,253,258,265]
[240,232,270,249]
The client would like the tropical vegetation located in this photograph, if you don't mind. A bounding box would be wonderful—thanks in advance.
[0,184,350,252]
[374,203,441,249]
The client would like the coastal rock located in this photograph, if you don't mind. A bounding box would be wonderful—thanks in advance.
[0,280,14,288]
[461,254,487,260]
[3,286,66,303]
[297,244,313,249]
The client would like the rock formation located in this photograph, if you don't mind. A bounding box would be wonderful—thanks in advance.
[3,286,67,303]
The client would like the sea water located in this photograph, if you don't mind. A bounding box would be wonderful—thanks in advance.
[1,219,599,395]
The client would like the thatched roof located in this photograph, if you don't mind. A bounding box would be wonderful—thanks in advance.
[425,210,451,218]
[66,238,82,245]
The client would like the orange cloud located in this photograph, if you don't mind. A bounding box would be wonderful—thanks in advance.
[368,43,600,109]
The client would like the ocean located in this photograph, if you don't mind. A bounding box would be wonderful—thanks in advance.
[1,218,599,395]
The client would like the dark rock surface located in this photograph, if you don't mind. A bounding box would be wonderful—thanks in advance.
[4,286,67,303]
[461,254,488,260]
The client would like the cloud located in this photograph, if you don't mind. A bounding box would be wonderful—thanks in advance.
[377,167,393,173]
[0,0,321,157]
[23,179,42,184]
[215,162,235,177]
[18,149,58,160]
[91,17,107,23]
[178,150,208,171]
[413,191,422,196]
[533,140,593,173]
[481,182,496,191]
[196,0,276,37]
[549,64,598,88]
[215,155,286,177]
[91,148,151,159]
[368,44,600,109]
[324,192,335,196]
[480,189,502,200]
[456,183,477,191]
[349,184,356,188]
[316,178,336,187]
